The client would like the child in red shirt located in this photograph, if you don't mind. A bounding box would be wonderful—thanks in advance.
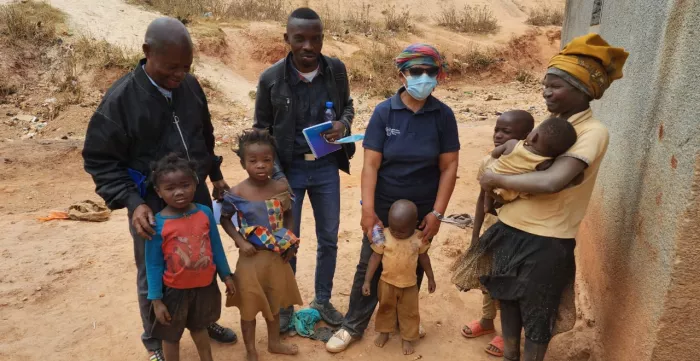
[145,154,235,361]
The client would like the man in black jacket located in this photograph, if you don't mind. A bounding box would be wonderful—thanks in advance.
[254,8,354,331]
[82,18,236,361]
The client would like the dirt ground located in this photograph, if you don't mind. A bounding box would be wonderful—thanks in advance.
[0,0,564,360]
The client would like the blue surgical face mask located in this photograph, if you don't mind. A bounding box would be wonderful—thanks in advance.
[403,73,438,101]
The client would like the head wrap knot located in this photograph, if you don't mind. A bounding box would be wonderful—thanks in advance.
[547,33,629,99]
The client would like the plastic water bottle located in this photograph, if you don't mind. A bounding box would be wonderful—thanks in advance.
[371,224,385,246]
[324,101,336,123]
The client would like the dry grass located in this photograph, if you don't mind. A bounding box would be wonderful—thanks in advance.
[436,4,499,34]
[0,0,66,45]
[72,36,141,71]
[344,2,373,35]
[382,6,413,33]
[450,45,499,75]
[0,82,18,98]
[347,42,401,98]
[223,0,289,22]
[129,0,289,24]
[51,36,140,104]
[526,6,564,26]
[126,0,221,24]
[193,23,229,58]
[515,69,535,83]
[322,2,415,38]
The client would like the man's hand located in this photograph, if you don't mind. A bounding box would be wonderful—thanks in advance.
[153,300,171,325]
[239,242,257,257]
[428,279,436,294]
[132,204,156,240]
[419,212,441,243]
[211,179,230,201]
[361,209,383,241]
[321,121,346,143]
[223,275,236,296]
[362,282,371,296]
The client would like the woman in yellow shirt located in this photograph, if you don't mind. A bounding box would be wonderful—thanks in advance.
[478,34,629,361]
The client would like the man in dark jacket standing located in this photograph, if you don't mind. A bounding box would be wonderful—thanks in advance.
[82,17,236,361]
[254,8,354,331]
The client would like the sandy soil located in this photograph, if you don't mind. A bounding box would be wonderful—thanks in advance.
[0,121,506,361]
[0,0,564,360]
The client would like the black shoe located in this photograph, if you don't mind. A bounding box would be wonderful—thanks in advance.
[148,349,165,361]
[207,322,237,344]
[279,306,294,333]
[310,298,344,327]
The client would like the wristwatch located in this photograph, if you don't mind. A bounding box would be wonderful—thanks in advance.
[431,210,444,220]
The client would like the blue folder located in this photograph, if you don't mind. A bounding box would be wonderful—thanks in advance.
[302,121,342,159]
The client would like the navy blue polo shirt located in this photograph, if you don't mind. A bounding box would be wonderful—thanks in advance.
[363,89,460,208]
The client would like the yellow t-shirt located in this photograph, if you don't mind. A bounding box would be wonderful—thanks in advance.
[477,155,499,231]
[498,109,609,239]
[371,229,430,288]
[489,140,552,202]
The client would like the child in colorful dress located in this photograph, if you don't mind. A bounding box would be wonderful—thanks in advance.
[362,199,435,356]
[220,129,303,361]
[145,154,236,361]
[451,110,533,357]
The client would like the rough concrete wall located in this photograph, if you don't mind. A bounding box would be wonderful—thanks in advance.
[553,1,700,360]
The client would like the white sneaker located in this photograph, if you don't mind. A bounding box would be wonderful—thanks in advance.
[419,324,426,338]
[326,329,355,353]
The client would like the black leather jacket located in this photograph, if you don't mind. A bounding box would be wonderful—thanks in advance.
[82,59,222,214]
[253,53,355,174]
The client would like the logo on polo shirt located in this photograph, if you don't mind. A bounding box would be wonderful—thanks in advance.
[385,127,400,137]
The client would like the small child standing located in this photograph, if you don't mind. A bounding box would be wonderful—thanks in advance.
[145,154,236,361]
[220,129,303,361]
[362,199,435,356]
[451,110,534,358]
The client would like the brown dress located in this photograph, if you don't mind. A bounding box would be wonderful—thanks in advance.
[222,192,303,321]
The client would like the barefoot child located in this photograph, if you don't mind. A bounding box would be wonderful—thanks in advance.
[362,200,436,355]
[452,110,533,357]
[145,154,236,361]
[220,129,303,361]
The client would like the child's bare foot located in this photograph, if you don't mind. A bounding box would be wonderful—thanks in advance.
[268,341,299,356]
[374,333,390,348]
[245,351,259,361]
[402,340,415,355]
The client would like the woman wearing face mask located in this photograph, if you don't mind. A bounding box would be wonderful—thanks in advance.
[326,44,460,353]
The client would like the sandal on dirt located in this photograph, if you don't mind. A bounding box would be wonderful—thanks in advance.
[485,336,504,357]
[442,213,473,229]
[460,320,495,338]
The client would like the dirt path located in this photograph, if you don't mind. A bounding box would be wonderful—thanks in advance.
[0,1,560,360]
[0,123,503,361]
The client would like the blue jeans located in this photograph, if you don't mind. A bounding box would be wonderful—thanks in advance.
[286,157,341,303]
